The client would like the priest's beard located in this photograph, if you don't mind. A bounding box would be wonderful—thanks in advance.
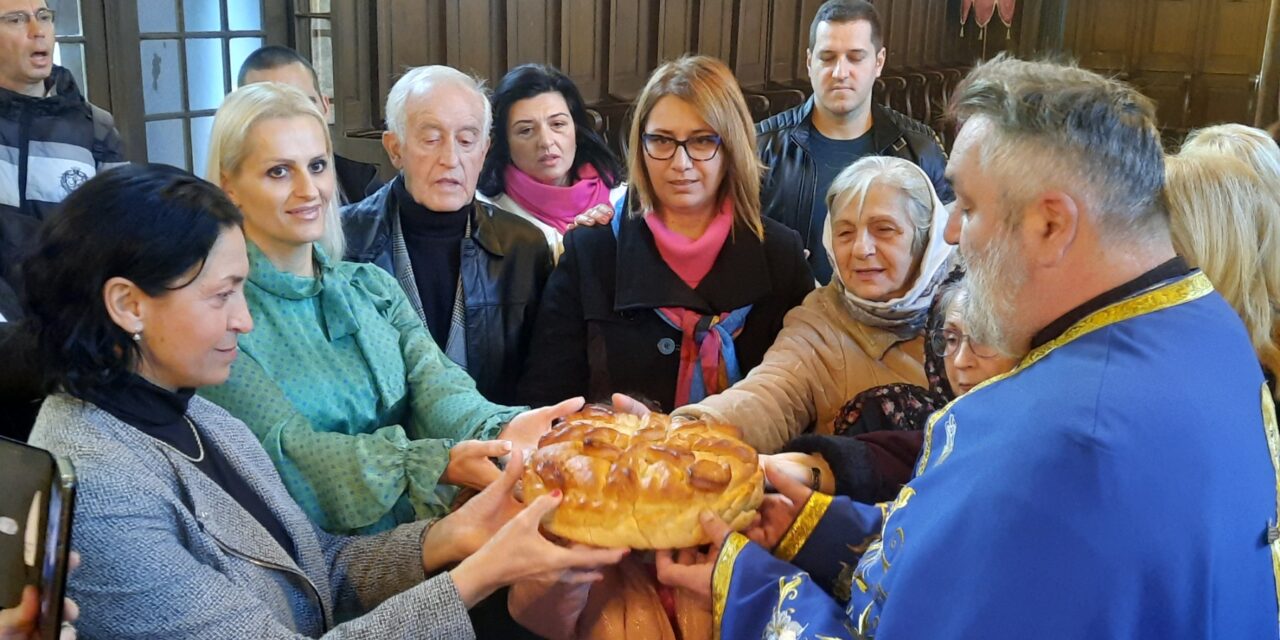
[962,223,1030,358]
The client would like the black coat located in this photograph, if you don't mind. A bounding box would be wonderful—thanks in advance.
[0,322,42,441]
[756,99,952,282]
[341,179,553,405]
[518,212,814,412]
[333,153,383,205]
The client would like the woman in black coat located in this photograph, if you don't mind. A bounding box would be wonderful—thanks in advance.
[518,56,812,413]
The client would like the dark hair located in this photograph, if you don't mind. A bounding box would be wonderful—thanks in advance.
[477,64,624,197]
[237,45,321,94]
[809,0,883,51]
[22,164,244,395]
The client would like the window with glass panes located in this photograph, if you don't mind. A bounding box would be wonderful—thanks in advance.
[52,0,86,91]
[293,0,332,122]
[135,0,265,176]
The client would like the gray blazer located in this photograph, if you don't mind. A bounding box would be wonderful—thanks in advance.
[28,393,476,639]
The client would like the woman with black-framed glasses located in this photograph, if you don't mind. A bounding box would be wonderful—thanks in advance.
[516,55,813,415]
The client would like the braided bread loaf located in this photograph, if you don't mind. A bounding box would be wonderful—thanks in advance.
[522,405,764,549]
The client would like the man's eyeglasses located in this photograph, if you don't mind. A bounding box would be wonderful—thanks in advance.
[929,328,1001,359]
[641,133,722,161]
[0,9,55,29]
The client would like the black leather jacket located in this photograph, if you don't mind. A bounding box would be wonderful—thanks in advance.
[756,99,953,281]
[341,178,552,405]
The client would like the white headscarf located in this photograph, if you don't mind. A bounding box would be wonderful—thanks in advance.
[821,161,956,340]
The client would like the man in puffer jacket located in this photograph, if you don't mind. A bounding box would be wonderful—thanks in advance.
[0,3,126,292]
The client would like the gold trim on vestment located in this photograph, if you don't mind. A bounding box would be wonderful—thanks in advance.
[915,272,1214,476]
[775,492,834,562]
[711,532,750,640]
[1259,384,1280,629]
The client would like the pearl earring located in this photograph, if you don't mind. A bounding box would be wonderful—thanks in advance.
[132,326,143,342]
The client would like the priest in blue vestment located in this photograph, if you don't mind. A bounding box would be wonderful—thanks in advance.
[656,52,1280,640]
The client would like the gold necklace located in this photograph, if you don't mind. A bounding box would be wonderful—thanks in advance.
[150,415,205,463]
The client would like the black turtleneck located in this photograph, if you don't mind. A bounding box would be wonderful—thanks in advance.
[395,178,469,347]
[75,374,296,560]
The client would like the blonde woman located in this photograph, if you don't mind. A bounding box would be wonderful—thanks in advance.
[1165,149,1280,394]
[1180,123,1280,368]
[517,55,813,412]
[197,83,584,536]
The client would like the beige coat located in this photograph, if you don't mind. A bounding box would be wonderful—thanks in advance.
[674,283,927,453]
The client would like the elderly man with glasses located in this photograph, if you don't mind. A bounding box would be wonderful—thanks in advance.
[0,0,125,321]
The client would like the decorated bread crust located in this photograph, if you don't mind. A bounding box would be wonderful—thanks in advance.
[522,405,764,549]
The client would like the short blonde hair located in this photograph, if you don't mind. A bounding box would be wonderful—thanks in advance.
[1182,124,1280,186]
[1166,149,1280,380]
[206,82,344,259]
[626,56,764,239]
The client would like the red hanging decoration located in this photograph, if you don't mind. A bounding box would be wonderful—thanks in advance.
[961,0,974,36]
[997,0,1017,27]
[974,0,998,28]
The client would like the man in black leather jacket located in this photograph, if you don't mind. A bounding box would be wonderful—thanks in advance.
[341,66,552,408]
[757,0,952,283]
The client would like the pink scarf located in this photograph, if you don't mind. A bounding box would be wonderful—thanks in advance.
[645,201,744,406]
[503,164,613,233]
[643,200,734,289]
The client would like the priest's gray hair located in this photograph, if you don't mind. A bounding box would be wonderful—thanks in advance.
[384,65,491,140]
[949,54,1168,246]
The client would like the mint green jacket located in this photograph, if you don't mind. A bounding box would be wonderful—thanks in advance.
[202,243,522,534]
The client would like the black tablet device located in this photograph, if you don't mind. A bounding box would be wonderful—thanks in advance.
[0,436,76,640]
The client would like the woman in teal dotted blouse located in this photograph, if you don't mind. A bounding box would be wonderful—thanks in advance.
[199,83,578,535]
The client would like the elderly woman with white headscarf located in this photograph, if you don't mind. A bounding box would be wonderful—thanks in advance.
[674,155,954,454]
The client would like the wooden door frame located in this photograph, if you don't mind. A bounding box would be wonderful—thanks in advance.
[1255,0,1280,127]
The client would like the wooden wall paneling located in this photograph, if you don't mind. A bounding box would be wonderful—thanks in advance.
[1256,0,1280,126]
[698,0,737,63]
[736,0,772,88]
[767,0,800,85]
[609,0,658,100]
[902,0,928,68]
[507,0,560,68]
[656,0,696,62]
[445,0,506,82]
[560,0,608,103]
[1199,0,1270,75]
[1068,0,1139,73]
[388,0,446,69]
[1135,0,1201,73]
[332,0,385,136]
[1193,72,1259,126]
[1195,0,1270,126]
[1016,0,1044,58]
[1131,71,1194,130]
[884,0,914,69]
[1129,0,1200,130]
[794,0,825,83]
[921,0,945,67]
